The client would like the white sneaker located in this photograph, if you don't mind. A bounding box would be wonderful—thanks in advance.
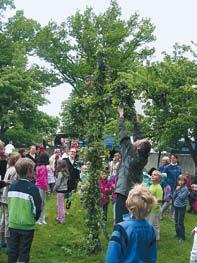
[36,221,42,225]
[41,220,47,224]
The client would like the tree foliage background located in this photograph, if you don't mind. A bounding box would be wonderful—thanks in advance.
[0,2,60,146]
[0,0,196,253]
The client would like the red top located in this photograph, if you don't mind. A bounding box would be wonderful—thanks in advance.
[98,179,112,205]
[35,165,48,190]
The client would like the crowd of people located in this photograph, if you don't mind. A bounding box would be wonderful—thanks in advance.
[0,118,197,262]
[0,139,81,262]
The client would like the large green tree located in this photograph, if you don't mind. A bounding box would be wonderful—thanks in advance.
[137,43,197,174]
[35,0,156,253]
[0,7,60,145]
[35,0,155,138]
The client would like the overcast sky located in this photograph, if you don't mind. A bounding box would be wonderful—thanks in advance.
[12,0,197,116]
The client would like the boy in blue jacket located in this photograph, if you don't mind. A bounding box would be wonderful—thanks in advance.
[105,184,157,263]
[7,158,42,263]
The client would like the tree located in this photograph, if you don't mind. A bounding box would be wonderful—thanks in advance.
[35,0,155,136]
[4,110,59,147]
[137,43,197,175]
[0,0,14,19]
[0,9,60,145]
[35,0,156,253]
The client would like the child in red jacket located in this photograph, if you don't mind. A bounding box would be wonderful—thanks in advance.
[98,170,112,221]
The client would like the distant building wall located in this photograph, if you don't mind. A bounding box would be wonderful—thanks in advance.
[146,153,195,176]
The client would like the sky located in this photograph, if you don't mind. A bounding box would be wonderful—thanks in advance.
[11,0,197,116]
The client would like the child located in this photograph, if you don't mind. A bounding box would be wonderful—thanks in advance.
[0,152,20,249]
[80,165,89,183]
[160,181,172,220]
[7,158,41,263]
[172,174,189,242]
[98,170,112,221]
[53,160,70,224]
[188,184,197,213]
[47,162,56,194]
[147,170,163,241]
[105,184,157,263]
[184,172,192,190]
[35,156,49,224]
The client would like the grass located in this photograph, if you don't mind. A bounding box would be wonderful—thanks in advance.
[0,194,196,263]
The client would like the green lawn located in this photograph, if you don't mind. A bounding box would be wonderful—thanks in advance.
[0,194,196,263]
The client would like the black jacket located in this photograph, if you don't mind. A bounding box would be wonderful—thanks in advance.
[115,117,149,196]
[63,158,80,192]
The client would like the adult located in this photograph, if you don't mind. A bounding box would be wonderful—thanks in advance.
[0,141,7,181]
[49,148,62,178]
[163,154,181,219]
[62,148,80,192]
[18,147,26,158]
[26,145,39,168]
[61,146,69,159]
[37,145,49,166]
[108,152,121,179]
[163,154,181,193]
[4,141,15,155]
[115,107,151,223]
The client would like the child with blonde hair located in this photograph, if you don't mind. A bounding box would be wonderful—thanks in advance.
[105,184,157,263]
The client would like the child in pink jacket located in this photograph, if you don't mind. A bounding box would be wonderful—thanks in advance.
[35,157,49,224]
[98,170,112,221]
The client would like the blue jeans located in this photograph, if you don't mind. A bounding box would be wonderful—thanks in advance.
[8,228,34,263]
[174,206,186,240]
[115,194,128,223]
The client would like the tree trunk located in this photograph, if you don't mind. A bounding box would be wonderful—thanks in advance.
[157,150,161,169]
[0,123,4,140]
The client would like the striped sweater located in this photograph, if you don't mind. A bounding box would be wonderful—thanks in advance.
[172,185,189,207]
[8,179,42,230]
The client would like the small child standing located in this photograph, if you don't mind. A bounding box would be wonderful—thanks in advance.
[80,165,89,183]
[47,163,56,194]
[105,184,157,263]
[148,170,163,241]
[53,160,70,224]
[7,158,41,263]
[160,181,172,220]
[35,156,49,224]
[188,184,197,213]
[98,170,112,221]
[172,174,189,242]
